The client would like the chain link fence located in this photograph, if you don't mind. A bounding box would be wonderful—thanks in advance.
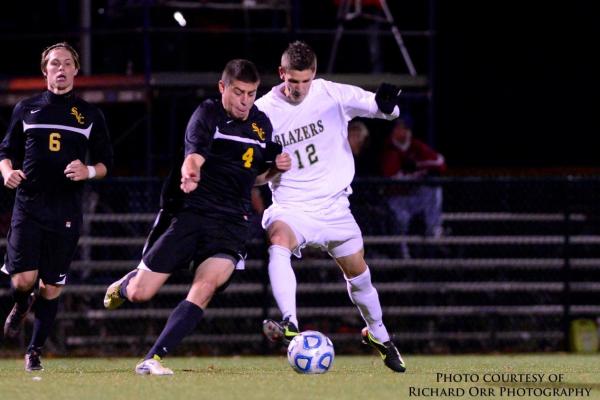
[1,177,600,356]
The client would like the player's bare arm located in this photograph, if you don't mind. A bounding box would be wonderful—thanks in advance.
[180,153,205,193]
[64,159,107,181]
[0,158,26,189]
[255,152,292,186]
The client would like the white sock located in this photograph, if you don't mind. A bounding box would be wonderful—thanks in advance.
[346,267,390,342]
[268,245,298,328]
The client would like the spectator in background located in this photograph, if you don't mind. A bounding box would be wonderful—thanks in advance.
[381,116,446,258]
[348,120,392,238]
[347,120,373,177]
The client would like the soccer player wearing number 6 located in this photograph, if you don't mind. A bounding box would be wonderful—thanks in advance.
[103,59,291,375]
[256,41,406,372]
[0,42,113,371]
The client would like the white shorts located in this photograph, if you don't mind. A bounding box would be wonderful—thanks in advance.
[262,196,363,258]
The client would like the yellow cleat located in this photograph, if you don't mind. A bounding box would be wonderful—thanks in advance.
[103,276,128,309]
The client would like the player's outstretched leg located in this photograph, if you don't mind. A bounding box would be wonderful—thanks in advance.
[103,270,137,309]
[135,355,173,376]
[4,291,35,339]
[262,317,299,344]
[361,327,406,373]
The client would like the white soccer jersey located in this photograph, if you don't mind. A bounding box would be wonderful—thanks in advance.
[255,78,398,211]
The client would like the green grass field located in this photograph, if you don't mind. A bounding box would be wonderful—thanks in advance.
[1,354,599,400]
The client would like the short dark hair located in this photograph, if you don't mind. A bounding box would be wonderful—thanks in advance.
[281,41,316,71]
[221,59,260,86]
[41,42,80,73]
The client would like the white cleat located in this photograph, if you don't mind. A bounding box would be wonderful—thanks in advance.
[135,356,174,376]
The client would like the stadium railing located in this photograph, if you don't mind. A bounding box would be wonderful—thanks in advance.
[1,176,600,355]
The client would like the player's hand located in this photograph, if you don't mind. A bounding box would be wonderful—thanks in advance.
[375,83,402,114]
[180,171,200,193]
[3,169,26,189]
[275,152,292,172]
[64,159,89,181]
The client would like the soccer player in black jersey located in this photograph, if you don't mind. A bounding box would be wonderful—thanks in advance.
[103,59,291,375]
[0,42,113,371]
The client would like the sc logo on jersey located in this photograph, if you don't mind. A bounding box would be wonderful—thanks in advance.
[70,107,85,125]
[251,122,265,140]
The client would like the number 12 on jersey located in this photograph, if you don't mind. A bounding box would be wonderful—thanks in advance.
[293,144,319,169]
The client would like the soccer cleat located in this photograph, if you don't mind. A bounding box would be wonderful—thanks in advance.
[25,349,44,372]
[103,274,129,310]
[262,318,299,344]
[4,293,35,339]
[135,355,174,376]
[361,327,406,373]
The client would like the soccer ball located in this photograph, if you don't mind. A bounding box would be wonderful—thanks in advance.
[287,330,335,374]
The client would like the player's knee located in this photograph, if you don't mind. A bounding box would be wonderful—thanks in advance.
[269,230,294,248]
[342,262,368,280]
[12,275,36,291]
[39,283,63,299]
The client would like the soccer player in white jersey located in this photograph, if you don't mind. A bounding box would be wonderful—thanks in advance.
[255,41,406,372]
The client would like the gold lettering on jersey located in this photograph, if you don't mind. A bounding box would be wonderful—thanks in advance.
[251,122,266,140]
[70,107,85,125]
[273,120,324,147]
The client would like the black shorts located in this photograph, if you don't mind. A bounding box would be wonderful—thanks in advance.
[1,216,79,285]
[142,209,249,274]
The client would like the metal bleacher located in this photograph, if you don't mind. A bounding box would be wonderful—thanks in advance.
[1,176,600,355]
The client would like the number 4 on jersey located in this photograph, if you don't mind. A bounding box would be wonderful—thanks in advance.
[242,147,254,168]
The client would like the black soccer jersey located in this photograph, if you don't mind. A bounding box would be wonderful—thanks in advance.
[0,90,113,231]
[182,98,275,216]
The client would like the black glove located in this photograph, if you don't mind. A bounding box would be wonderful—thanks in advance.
[401,158,417,173]
[375,83,402,114]
[264,142,283,164]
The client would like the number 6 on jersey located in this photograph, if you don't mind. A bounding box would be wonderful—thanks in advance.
[49,132,61,152]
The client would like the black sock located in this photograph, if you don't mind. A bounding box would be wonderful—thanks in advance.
[145,300,204,360]
[27,296,59,352]
[119,270,138,299]
[11,285,33,312]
